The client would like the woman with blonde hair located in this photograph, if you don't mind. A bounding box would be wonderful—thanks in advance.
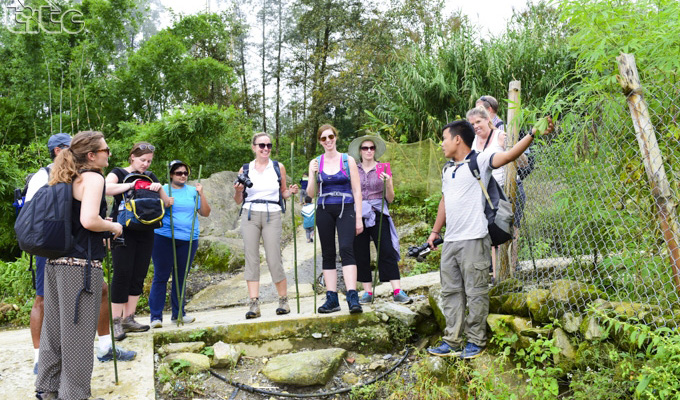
[36,131,122,400]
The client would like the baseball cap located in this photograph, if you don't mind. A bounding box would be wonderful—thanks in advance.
[47,133,72,152]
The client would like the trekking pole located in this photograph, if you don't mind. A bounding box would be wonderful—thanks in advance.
[166,162,180,326]
[371,177,386,303]
[104,240,119,384]
[178,165,202,326]
[291,142,300,313]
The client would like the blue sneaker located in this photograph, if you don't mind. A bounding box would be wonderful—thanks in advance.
[97,346,137,362]
[427,341,463,357]
[460,342,485,359]
[359,292,373,304]
[393,290,413,304]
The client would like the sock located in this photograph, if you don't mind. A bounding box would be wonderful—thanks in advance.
[394,289,401,296]
[98,334,112,352]
[34,348,40,364]
[367,292,373,296]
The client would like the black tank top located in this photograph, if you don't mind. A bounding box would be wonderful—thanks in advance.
[66,173,107,260]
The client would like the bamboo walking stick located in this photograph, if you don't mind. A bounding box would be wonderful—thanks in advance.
[166,163,180,326]
[371,177,386,302]
[177,165,202,326]
[290,142,300,313]
[104,241,119,384]
[313,170,319,313]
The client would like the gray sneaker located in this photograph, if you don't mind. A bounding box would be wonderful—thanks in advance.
[393,290,413,304]
[359,292,373,304]
[113,317,126,341]
[245,298,260,319]
[276,296,291,315]
[171,315,196,324]
[121,314,150,332]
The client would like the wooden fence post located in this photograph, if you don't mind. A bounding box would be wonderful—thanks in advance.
[616,53,680,296]
[499,80,521,283]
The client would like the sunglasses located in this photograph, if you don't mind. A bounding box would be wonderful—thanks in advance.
[255,143,273,149]
[173,171,189,176]
[360,146,376,151]
[319,134,335,142]
[138,144,155,151]
[94,147,111,156]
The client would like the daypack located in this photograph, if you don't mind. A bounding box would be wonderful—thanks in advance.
[315,153,349,180]
[13,167,50,215]
[468,152,513,246]
[14,178,74,258]
[117,173,165,230]
[241,160,286,215]
[301,204,316,229]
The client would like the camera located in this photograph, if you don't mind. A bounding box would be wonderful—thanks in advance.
[235,173,253,188]
[105,232,126,248]
[407,238,443,259]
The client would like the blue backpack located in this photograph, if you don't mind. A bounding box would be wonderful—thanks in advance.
[117,173,165,230]
[301,204,315,229]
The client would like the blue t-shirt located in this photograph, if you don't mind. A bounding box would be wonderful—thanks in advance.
[155,184,201,241]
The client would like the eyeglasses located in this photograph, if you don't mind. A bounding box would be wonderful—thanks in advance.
[360,146,376,151]
[138,144,155,151]
[319,134,335,142]
[94,147,111,156]
[173,171,189,176]
[256,143,273,149]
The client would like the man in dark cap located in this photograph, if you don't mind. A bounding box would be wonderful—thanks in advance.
[26,133,135,375]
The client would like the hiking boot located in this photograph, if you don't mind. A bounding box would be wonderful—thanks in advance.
[460,342,485,359]
[113,317,126,341]
[318,291,341,313]
[150,319,162,329]
[171,315,196,324]
[346,290,363,314]
[359,292,373,304]
[427,341,463,357]
[121,314,150,332]
[245,298,261,319]
[97,345,137,362]
[276,296,291,315]
[35,392,57,400]
[393,289,413,304]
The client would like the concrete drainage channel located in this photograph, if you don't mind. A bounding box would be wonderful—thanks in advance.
[153,300,436,400]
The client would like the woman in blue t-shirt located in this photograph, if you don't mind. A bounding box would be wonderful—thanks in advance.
[149,160,211,327]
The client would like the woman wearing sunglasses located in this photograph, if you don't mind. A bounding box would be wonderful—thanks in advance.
[307,124,364,314]
[105,142,172,339]
[149,160,211,328]
[348,135,412,305]
[233,132,298,319]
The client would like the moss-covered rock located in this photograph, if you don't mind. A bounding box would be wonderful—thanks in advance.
[550,279,606,310]
[331,324,392,353]
[489,296,504,314]
[560,312,583,334]
[487,314,515,339]
[262,348,347,386]
[489,278,523,297]
[428,284,447,331]
[194,240,244,273]
[526,289,553,323]
[575,341,618,371]
[163,352,211,373]
[580,316,607,341]
[552,328,576,373]
[501,293,529,317]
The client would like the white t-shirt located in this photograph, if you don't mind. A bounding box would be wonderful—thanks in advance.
[472,129,505,184]
[442,151,495,242]
[243,159,282,212]
[25,163,53,202]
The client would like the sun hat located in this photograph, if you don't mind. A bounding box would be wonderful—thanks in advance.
[348,135,387,161]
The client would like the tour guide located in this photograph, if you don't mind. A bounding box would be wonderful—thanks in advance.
[426,119,548,359]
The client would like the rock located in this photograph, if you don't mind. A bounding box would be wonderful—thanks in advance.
[487,314,515,338]
[469,353,529,399]
[162,382,172,394]
[501,293,529,317]
[489,278,523,297]
[342,372,359,385]
[382,354,392,360]
[418,356,448,382]
[368,360,386,371]
[489,296,504,314]
[163,352,211,373]
[211,341,241,368]
[550,279,605,309]
[526,289,553,323]
[428,284,447,331]
[262,348,347,386]
[412,299,433,317]
[194,239,244,273]
[354,354,370,365]
[580,316,607,341]
[519,327,552,339]
[312,332,323,339]
[158,341,205,357]
[552,328,576,364]
[611,301,662,318]
[331,324,392,353]
[374,302,418,327]
[561,312,583,334]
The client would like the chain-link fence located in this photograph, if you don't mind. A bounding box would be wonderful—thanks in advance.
[502,55,680,329]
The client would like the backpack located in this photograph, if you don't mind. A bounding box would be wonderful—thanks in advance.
[14,174,74,258]
[301,204,315,229]
[468,152,513,246]
[13,167,50,215]
[316,153,349,181]
[241,160,286,214]
[117,173,165,230]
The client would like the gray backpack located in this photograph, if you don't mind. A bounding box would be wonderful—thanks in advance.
[468,152,513,246]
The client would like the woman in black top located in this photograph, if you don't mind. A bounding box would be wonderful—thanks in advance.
[35,131,122,400]
[105,142,172,339]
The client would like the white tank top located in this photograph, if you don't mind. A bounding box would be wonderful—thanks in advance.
[472,129,506,185]
[244,159,282,212]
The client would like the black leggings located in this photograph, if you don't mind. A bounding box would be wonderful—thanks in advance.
[355,212,400,283]
[111,228,154,303]
[316,203,356,270]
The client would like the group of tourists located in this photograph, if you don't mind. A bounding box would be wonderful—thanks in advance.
[23,92,552,399]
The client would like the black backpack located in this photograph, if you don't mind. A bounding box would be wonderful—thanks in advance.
[468,152,513,246]
[14,178,75,259]
[240,160,286,215]
[116,173,165,230]
[13,167,50,215]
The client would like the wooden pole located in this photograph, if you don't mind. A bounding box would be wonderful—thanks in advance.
[616,53,680,296]
[498,80,521,283]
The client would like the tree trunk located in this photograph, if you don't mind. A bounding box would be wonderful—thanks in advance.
[274,0,283,156]
[261,0,267,132]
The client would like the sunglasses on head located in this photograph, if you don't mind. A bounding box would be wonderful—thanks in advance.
[94,147,110,156]
[138,144,155,151]
[360,145,376,151]
[255,143,273,149]
[173,171,189,176]
[319,134,335,142]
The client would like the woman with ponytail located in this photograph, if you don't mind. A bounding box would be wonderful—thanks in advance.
[35,131,122,400]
